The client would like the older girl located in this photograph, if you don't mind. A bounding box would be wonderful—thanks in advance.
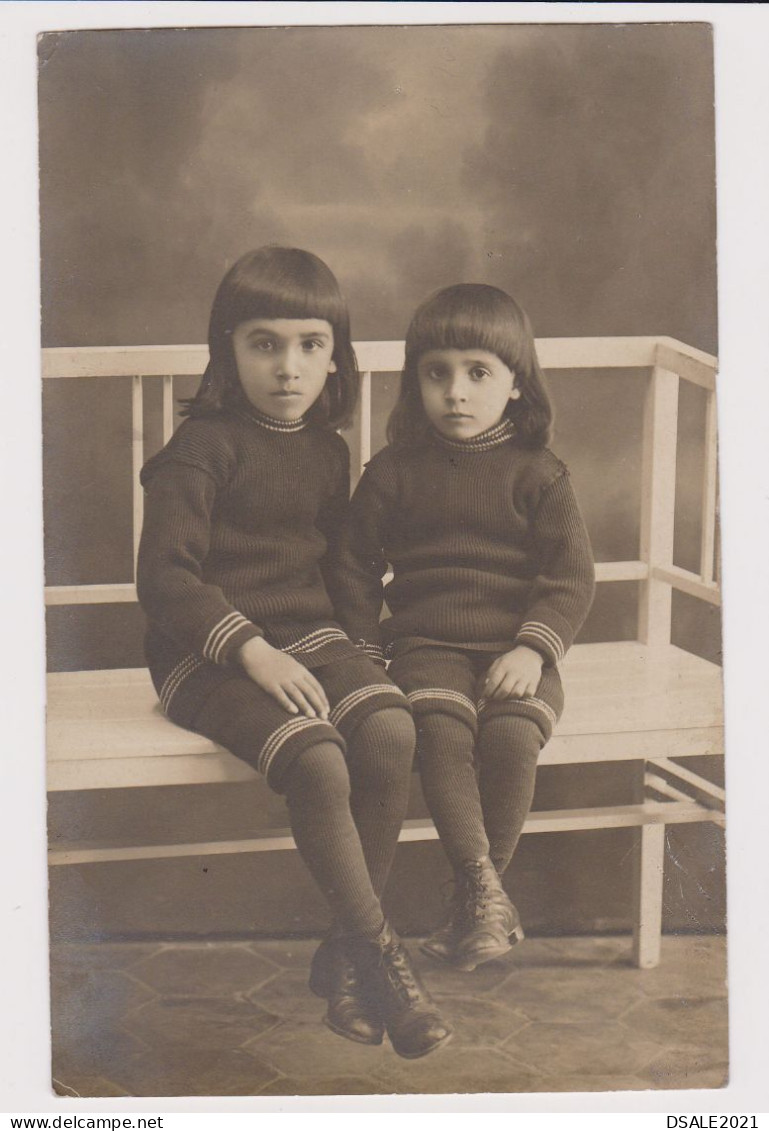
[137,247,451,1059]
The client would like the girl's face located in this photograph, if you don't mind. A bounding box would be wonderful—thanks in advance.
[231,318,337,420]
[417,348,517,439]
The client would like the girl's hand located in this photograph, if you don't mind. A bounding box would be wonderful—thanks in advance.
[483,645,544,700]
[237,637,330,719]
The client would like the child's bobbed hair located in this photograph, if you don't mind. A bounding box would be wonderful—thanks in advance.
[388,283,553,449]
[181,246,359,429]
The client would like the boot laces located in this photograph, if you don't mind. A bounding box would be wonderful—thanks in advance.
[463,865,494,922]
[383,944,422,1005]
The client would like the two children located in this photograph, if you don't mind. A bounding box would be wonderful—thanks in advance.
[137,247,594,1060]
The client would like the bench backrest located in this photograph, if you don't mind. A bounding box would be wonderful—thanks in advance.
[42,336,719,650]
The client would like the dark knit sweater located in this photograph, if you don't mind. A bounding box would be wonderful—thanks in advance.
[327,420,595,666]
[137,405,356,669]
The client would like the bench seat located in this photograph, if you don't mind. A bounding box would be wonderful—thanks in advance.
[47,640,724,792]
[46,639,725,969]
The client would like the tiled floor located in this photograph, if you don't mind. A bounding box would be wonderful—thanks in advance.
[50,934,728,1098]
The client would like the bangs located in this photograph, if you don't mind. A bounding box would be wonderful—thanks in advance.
[192,246,358,430]
[405,284,530,373]
[391,281,552,450]
[214,247,350,335]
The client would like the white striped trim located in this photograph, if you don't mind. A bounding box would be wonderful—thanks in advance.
[407,688,477,717]
[517,621,565,662]
[282,628,340,652]
[259,716,326,777]
[235,407,307,433]
[330,684,404,728]
[283,628,349,656]
[432,417,516,453]
[527,697,558,727]
[159,655,206,712]
[204,611,254,663]
[478,694,557,728]
[356,640,386,661]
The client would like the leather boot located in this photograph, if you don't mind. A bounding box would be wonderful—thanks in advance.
[420,879,466,964]
[451,856,525,972]
[309,933,384,1046]
[353,922,453,1059]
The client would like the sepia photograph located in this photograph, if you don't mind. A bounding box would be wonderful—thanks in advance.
[38,15,727,1101]
[10,2,761,1109]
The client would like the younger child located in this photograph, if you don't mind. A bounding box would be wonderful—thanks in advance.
[136,247,451,1058]
[329,283,595,971]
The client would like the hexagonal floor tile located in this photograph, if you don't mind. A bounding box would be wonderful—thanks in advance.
[246,1019,390,1078]
[131,944,278,996]
[502,964,643,1024]
[52,1027,149,1081]
[250,939,318,969]
[502,1020,661,1078]
[621,996,728,1050]
[51,966,155,1027]
[52,1073,132,1098]
[257,1073,391,1096]
[535,936,633,967]
[111,1046,279,1097]
[433,994,529,1044]
[537,1074,650,1093]
[373,1042,545,1095]
[634,937,728,1000]
[123,996,279,1051]
[51,968,154,1073]
[247,968,322,1025]
[639,1045,729,1091]
[412,951,517,996]
[51,942,161,975]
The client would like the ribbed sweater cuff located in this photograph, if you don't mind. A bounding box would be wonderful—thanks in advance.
[353,638,387,667]
[514,619,569,665]
[202,612,263,665]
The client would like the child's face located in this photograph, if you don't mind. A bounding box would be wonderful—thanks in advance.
[232,318,336,420]
[417,348,516,439]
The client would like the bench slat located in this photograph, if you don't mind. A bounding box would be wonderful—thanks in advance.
[46,642,724,789]
[47,800,724,866]
[46,727,725,791]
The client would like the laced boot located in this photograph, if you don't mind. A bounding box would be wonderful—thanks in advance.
[353,922,453,1059]
[309,931,384,1046]
[451,856,525,972]
[420,878,467,964]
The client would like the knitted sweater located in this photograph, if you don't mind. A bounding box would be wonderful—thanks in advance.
[136,405,356,669]
[327,419,595,666]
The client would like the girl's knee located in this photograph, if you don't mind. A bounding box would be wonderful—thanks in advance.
[417,710,476,746]
[283,740,350,802]
[479,714,543,757]
[347,708,416,792]
[356,705,416,754]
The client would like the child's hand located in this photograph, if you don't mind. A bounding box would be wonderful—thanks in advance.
[237,638,330,719]
[482,646,544,700]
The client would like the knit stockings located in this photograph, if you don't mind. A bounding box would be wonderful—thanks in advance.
[416,713,490,866]
[284,707,415,939]
[283,742,386,940]
[346,707,416,895]
[476,715,541,874]
[416,711,541,874]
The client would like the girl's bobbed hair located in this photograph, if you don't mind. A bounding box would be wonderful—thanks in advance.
[181,246,359,429]
[388,283,553,449]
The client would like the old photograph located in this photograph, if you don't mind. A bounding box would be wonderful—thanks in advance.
[38,17,727,1099]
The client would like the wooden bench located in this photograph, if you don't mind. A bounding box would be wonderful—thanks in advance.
[44,336,725,968]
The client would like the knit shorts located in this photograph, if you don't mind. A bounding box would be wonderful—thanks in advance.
[149,645,410,793]
[388,642,564,745]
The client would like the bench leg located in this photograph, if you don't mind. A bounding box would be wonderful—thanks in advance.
[631,822,665,968]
